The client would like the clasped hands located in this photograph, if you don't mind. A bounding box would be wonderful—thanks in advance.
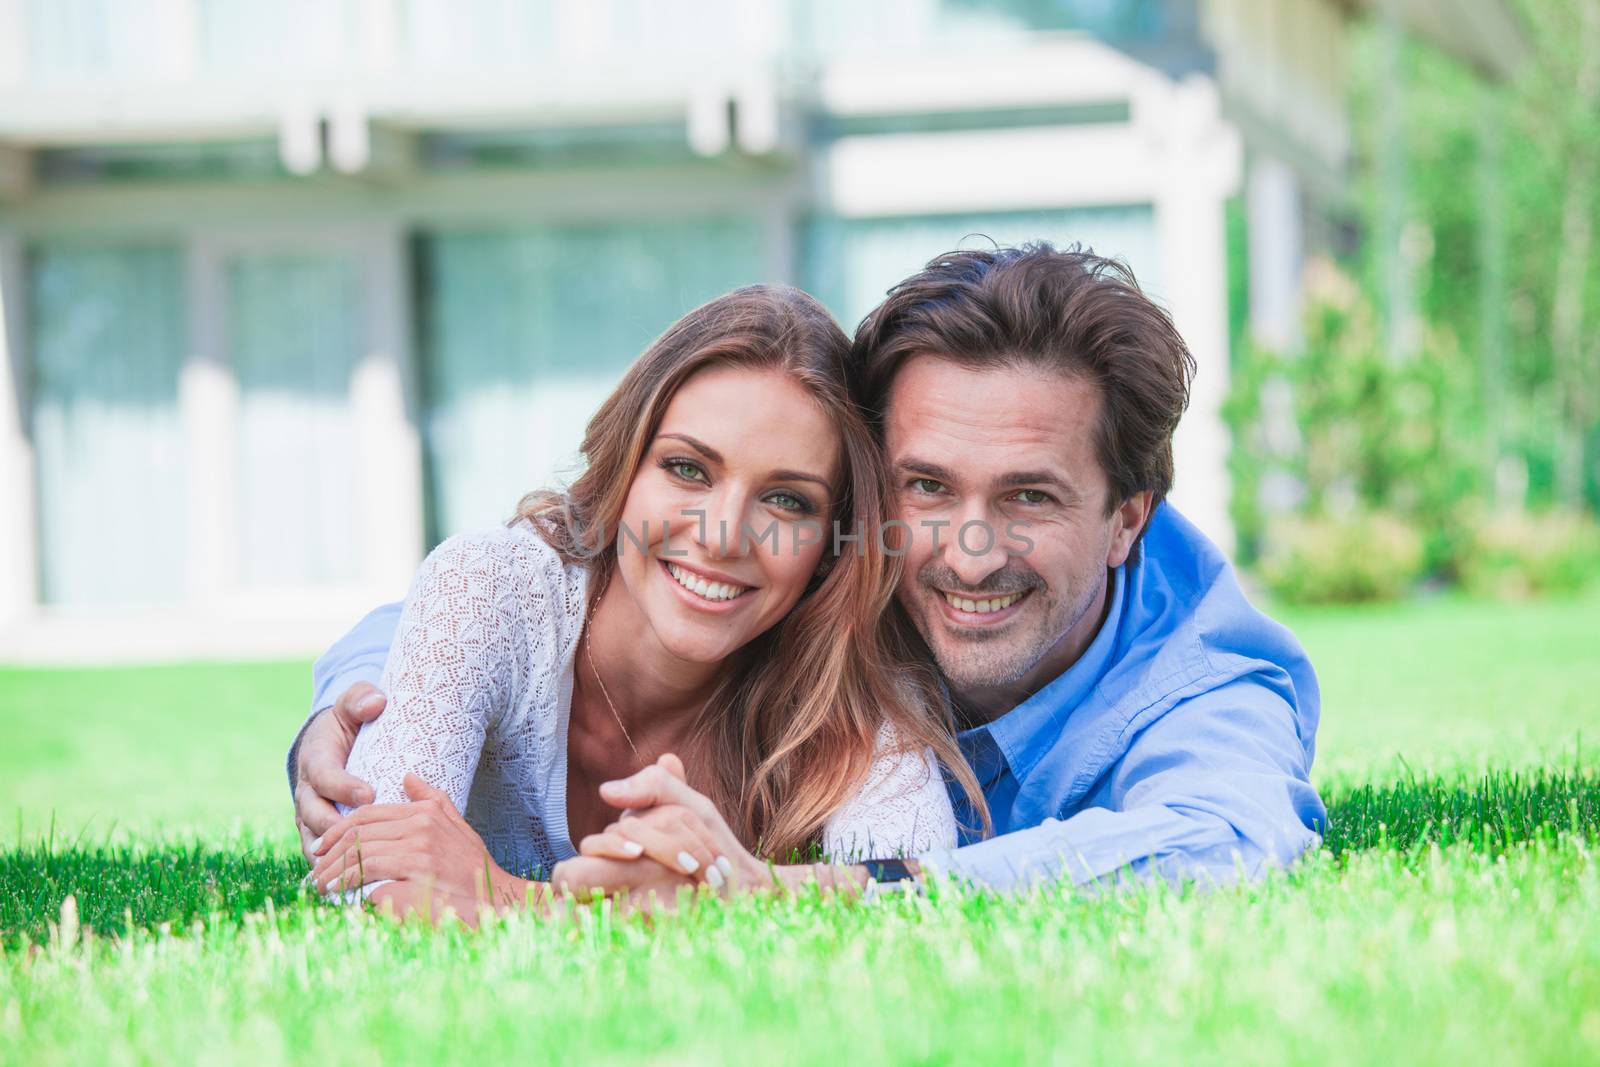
[552,752,776,905]
[306,749,774,921]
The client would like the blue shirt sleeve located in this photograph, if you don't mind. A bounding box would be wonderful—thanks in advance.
[309,601,404,716]
[285,601,403,794]
[917,675,1326,892]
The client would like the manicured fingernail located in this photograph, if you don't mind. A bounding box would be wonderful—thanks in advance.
[310,836,323,854]
[621,840,644,857]
[705,864,725,890]
[716,856,733,876]
[676,851,699,873]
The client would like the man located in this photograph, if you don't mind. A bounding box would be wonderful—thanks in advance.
[289,244,1324,899]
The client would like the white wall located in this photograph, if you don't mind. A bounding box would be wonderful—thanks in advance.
[0,33,1253,661]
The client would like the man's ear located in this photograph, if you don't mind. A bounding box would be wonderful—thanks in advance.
[1105,490,1154,569]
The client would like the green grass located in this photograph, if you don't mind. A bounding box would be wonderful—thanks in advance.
[3,591,1599,1065]
[1279,590,1600,783]
[0,660,308,838]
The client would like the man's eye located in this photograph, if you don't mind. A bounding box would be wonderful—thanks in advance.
[1013,489,1052,505]
[910,478,945,494]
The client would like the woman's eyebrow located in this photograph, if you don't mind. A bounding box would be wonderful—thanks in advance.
[656,432,723,464]
[770,469,833,491]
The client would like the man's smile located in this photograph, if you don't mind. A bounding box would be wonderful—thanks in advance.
[935,587,1033,626]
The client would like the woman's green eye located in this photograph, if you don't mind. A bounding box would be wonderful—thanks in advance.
[768,492,805,512]
[670,461,706,482]
[1014,489,1051,505]
[912,478,945,494]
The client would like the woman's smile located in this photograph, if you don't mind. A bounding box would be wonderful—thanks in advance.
[659,558,755,610]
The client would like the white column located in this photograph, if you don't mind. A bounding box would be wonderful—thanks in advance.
[1246,152,1304,352]
[151,0,199,82]
[354,227,424,593]
[0,0,26,88]
[182,238,239,605]
[0,233,36,626]
[1154,74,1243,556]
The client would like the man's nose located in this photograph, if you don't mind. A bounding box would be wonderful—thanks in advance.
[942,504,1010,587]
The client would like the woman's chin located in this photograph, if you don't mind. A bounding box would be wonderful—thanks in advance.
[647,626,742,666]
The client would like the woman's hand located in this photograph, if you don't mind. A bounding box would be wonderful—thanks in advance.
[576,754,771,893]
[309,773,532,908]
[367,880,490,926]
[550,854,698,913]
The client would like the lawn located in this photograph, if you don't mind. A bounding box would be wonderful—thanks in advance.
[2,592,1598,1065]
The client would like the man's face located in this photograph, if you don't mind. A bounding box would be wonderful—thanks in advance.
[884,355,1148,713]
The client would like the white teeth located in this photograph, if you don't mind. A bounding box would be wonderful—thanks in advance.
[944,591,1023,615]
[668,563,747,602]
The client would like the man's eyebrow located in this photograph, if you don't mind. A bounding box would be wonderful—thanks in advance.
[656,433,723,465]
[895,457,958,484]
[997,470,1077,495]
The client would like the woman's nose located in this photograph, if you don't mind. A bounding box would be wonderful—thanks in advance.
[696,488,749,559]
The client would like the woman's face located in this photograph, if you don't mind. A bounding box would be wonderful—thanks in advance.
[613,365,841,666]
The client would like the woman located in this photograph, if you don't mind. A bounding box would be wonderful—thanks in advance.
[307,285,985,918]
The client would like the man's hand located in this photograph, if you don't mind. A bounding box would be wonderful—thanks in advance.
[293,682,386,861]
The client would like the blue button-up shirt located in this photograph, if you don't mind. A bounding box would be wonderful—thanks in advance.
[303,504,1324,892]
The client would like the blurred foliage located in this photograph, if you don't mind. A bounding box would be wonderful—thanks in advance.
[1227,0,1600,601]
[1351,0,1600,512]
[1225,260,1478,590]
[1258,510,1425,605]
[1459,508,1600,599]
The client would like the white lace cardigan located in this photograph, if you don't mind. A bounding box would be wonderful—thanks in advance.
[340,518,957,880]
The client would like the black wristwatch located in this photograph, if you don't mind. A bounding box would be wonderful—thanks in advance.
[862,858,917,883]
[861,858,922,899]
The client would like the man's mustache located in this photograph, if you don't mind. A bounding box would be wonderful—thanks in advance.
[917,562,1043,598]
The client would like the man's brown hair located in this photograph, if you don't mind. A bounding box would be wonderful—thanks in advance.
[851,242,1196,514]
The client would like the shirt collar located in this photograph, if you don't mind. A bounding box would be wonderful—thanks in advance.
[956,562,1128,781]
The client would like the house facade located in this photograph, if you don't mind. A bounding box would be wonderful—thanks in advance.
[0,0,1522,662]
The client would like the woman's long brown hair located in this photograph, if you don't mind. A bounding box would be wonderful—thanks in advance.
[513,284,988,858]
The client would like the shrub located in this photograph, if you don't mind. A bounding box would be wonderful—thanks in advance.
[1460,509,1600,598]
[1259,511,1426,604]
[1224,259,1480,579]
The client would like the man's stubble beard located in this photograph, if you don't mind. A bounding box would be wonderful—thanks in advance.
[913,565,1109,699]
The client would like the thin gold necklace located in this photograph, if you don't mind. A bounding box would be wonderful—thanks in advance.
[582,573,642,763]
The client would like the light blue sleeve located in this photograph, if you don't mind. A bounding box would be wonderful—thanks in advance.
[917,676,1326,892]
[285,601,403,794]
[310,601,404,716]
